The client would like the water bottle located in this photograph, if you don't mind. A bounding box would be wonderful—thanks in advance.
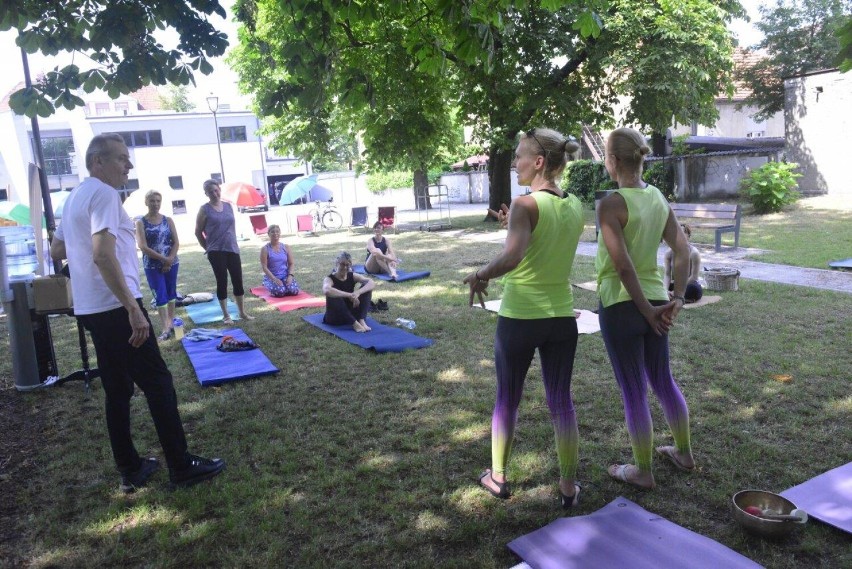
[173,317,184,340]
[395,318,416,330]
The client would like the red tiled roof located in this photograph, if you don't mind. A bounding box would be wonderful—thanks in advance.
[128,85,164,111]
[719,47,767,101]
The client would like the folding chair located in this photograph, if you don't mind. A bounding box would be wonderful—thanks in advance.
[249,214,268,236]
[350,206,368,233]
[296,214,314,235]
[377,206,397,234]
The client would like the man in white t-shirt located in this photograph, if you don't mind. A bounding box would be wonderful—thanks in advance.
[51,133,225,492]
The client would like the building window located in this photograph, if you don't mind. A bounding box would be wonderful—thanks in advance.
[168,176,184,190]
[172,200,187,215]
[211,173,223,183]
[125,179,140,191]
[219,126,247,143]
[95,102,110,116]
[34,136,76,177]
[117,130,163,147]
[115,102,129,115]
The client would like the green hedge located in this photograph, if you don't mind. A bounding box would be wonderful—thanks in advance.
[563,160,616,203]
[643,161,676,202]
[365,171,413,193]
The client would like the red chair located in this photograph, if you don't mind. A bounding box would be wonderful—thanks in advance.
[249,214,268,236]
[296,214,314,234]
[377,206,397,234]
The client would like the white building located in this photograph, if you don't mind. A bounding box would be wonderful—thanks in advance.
[0,86,307,218]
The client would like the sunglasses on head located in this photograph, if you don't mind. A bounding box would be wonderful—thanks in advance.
[526,128,547,156]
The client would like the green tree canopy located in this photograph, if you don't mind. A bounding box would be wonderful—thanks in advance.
[1,1,229,117]
[736,0,851,121]
[158,84,196,112]
[231,0,740,209]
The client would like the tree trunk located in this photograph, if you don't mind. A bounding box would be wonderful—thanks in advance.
[413,168,431,210]
[487,147,513,219]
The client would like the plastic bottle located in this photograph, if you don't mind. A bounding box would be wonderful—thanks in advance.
[173,317,184,340]
[395,318,416,329]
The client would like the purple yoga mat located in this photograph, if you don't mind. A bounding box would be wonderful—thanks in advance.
[781,461,852,535]
[508,497,762,569]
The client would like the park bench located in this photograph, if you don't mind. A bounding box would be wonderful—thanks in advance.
[670,203,741,252]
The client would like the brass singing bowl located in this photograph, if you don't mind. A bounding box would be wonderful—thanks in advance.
[732,490,803,539]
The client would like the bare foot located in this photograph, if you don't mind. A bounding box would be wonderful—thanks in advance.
[352,321,367,333]
[222,315,233,325]
[358,319,371,331]
[608,464,656,490]
[239,312,255,321]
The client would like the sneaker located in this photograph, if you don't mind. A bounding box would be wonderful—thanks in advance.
[376,299,389,311]
[169,454,226,489]
[120,457,160,494]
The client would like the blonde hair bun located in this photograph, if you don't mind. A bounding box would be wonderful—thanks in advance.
[565,140,580,154]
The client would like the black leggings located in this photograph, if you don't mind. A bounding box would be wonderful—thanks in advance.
[207,251,244,299]
[323,291,372,325]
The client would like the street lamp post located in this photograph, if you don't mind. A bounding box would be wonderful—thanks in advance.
[206,94,225,183]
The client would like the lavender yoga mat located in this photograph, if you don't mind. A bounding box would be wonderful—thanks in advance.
[508,497,762,569]
[781,461,852,534]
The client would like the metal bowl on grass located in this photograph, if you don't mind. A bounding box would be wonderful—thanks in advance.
[732,490,805,539]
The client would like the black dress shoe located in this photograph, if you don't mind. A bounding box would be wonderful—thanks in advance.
[170,454,226,489]
[120,457,160,494]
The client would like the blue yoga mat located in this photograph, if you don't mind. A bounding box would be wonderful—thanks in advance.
[302,313,433,353]
[184,299,239,324]
[828,258,852,269]
[181,328,278,387]
[353,264,430,282]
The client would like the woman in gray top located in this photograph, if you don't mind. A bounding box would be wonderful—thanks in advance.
[194,179,253,324]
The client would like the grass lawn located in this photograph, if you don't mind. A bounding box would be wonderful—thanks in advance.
[1,214,849,568]
[677,201,852,269]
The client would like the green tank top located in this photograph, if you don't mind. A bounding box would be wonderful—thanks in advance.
[499,191,584,319]
[595,185,670,308]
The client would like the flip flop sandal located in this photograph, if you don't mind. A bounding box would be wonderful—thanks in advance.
[655,446,696,472]
[157,330,173,341]
[560,483,582,510]
[608,464,655,490]
[478,469,510,499]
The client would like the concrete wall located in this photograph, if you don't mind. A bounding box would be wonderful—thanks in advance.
[784,70,851,196]
[673,153,776,200]
[438,170,528,204]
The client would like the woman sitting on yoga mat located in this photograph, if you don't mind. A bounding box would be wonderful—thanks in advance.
[323,251,375,333]
[663,224,703,303]
[365,222,399,279]
[135,190,180,341]
[596,127,696,490]
[260,225,300,297]
[195,179,253,324]
[464,127,584,510]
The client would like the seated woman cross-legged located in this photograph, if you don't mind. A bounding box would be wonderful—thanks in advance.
[664,224,703,303]
[365,222,399,279]
[323,251,375,333]
[260,225,300,297]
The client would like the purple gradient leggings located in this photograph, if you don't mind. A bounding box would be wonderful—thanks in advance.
[599,300,692,472]
[491,316,579,480]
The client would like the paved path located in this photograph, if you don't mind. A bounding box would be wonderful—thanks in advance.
[398,203,852,295]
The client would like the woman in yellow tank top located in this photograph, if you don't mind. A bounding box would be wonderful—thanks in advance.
[596,127,696,489]
[464,128,585,509]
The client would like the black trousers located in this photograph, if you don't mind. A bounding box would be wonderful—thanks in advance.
[78,300,189,474]
[323,291,372,325]
[207,250,244,299]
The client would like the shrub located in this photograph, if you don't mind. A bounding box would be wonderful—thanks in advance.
[643,161,676,202]
[365,171,413,193]
[739,161,802,214]
[564,160,616,204]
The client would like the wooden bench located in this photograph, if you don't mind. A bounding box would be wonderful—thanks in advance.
[670,203,741,252]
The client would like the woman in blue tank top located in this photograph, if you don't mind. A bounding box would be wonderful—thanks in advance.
[260,225,300,296]
[135,190,180,341]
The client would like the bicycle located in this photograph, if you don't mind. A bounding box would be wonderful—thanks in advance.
[308,197,343,230]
